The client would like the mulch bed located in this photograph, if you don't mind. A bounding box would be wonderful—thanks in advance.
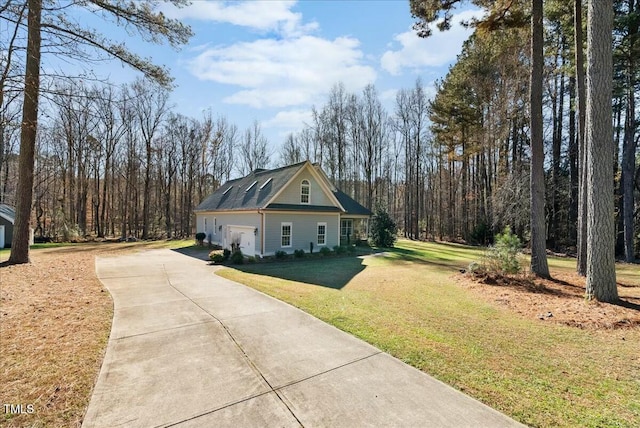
[460,271,640,330]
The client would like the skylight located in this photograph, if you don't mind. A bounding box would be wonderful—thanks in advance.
[246,180,258,192]
[259,177,273,189]
[223,186,233,195]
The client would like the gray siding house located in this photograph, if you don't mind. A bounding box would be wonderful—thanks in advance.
[0,203,15,248]
[194,161,371,257]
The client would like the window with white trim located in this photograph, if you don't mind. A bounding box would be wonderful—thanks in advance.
[341,219,353,239]
[281,222,292,247]
[317,222,327,245]
[301,179,310,204]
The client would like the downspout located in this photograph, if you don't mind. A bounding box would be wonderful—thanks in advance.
[259,209,265,256]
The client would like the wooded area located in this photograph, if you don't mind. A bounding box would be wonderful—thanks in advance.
[1,1,638,275]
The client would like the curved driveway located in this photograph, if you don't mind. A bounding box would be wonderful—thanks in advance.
[82,249,525,427]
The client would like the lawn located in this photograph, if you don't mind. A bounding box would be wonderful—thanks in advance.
[218,239,640,428]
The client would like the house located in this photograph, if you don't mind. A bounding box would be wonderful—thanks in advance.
[194,161,371,257]
[0,203,15,249]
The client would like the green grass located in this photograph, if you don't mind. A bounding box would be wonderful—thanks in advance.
[218,239,640,428]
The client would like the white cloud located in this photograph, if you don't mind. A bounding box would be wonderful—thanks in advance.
[381,9,483,75]
[263,109,313,130]
[189,36,377,108]
[380,89,398,102]
[163,0,317,37]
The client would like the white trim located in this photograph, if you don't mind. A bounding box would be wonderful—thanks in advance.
[301,179,310,204]
[223,186,233,195]
[246,180,258,192]
[341,219,353,240]
[262,161,345,212]
[259,177,273,189]
[317,222,327,246]
[281,222,292,248]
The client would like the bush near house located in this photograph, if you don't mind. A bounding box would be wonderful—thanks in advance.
[369,207,397,247]
[195,232,206,246]
[231,249,244,264]
[294,249,305,258]
[209,248,232,264]
[275,250,288,260]
[209,250,225,264]
[319,246,332,256]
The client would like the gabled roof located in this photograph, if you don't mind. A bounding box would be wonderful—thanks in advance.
[195,161,308,212]
[0,203,15,223]
[334,190,372,216]
[195,161,371,217]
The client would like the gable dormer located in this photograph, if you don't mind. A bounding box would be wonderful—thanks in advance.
[271,162,343,211]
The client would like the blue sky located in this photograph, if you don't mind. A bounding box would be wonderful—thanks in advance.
[91,1,480,150]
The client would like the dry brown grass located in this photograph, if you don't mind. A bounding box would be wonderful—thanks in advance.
[0,241,192,427]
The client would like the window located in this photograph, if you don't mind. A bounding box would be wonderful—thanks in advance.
[281,222,292,247]
[301,179,310,204]
[213,218,217,235]
[341,219,353,238]
[317,222,326,245]
[223,186,233,195]
[246,180,257,192]
[259,177,273,189]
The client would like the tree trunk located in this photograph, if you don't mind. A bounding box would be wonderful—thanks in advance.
[585,0,617,301]
[529,0,550,278]
[622,0,638,262]
[568,76,578,246]
[575,0,588,275]
[142,138,152,239]
[551,44,565,249]
[621,95,636,262]
[8,0,41,265]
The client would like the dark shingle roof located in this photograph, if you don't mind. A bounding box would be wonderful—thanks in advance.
[195,162,372,217]
[334,190,372,216]
[195,162,307,212]
[0,204,15,223]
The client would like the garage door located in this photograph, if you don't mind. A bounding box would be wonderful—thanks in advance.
[228,226,255,257]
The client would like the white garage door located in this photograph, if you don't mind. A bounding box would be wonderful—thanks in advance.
[228,226,255,257]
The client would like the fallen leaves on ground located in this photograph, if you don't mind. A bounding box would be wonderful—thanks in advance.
[461,271,640,330]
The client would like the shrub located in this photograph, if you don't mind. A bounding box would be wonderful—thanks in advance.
[333,245,345,255]
[294,249,305,258]
[209,250,225,264]
[247,256,256,263]
[369,207,397,247]
[195,232,206,245]
[319,246,331,256]
[231,250,244,265]
[479,226,522,275]
[275,250,288,260]
[346,245,356,255]
[223,248,231,260]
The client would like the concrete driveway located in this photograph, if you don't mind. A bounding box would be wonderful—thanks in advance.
[82,249,525,428]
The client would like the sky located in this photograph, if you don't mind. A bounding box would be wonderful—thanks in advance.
[81,0,481,152]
